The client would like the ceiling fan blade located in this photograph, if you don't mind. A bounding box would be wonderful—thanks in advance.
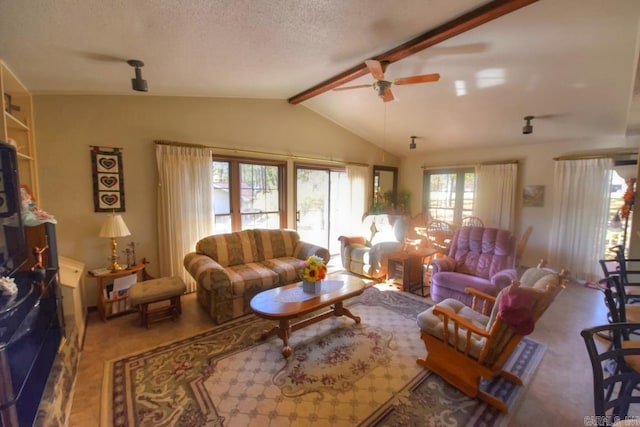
[333,84,372,91]
[365,60,385,80]
[381,88,395,102]
[394,73,441,85]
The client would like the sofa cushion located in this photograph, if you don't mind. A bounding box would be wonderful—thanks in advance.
[196,230,258,267]
[349,246,372,265]
[253,229,299,261]
[226,262,279,295]
[262,257,303,284]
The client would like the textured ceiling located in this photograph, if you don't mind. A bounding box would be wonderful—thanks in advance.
[1,0,639,156]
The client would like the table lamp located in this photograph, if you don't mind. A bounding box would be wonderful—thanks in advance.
[99,213,131,271]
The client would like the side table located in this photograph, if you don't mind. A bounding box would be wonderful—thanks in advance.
[386,247,438,296]
[88,263,146,321]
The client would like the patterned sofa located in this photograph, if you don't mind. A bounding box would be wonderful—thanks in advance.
[338,214,408,279]
[184,229,330,324]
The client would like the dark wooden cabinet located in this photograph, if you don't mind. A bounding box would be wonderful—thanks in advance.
[24,223,58,270]
[0,270,62,427]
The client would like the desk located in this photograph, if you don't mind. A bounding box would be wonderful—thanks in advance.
[386,247,438,296]
[88,263,146,321]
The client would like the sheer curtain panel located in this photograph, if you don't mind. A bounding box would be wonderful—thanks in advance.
[346,165,368,231]
[548,158,612,283]
[156,143,214,292]
[474,163,517,230]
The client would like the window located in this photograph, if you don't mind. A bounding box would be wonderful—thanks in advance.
[423,168,475,224]
[605,164,635,258]
[212,157,286,233]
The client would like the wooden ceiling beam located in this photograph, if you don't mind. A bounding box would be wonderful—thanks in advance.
[288,0,538,105]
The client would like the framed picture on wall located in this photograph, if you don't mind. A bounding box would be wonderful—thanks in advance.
[91,147,125,212]
[523,185,544,207]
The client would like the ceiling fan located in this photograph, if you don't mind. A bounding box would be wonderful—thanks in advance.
[333,60,440,102]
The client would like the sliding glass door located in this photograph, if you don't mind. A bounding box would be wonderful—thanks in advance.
[295,165,348,254]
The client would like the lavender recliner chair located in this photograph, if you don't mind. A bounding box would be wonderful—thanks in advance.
[429,226,517,307]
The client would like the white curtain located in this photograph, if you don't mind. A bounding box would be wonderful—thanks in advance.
[156,143,214,292]
[346,165,368,231]
[474,163,518,230]
[548,158,612,282]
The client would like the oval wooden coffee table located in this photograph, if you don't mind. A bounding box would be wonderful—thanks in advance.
[250,273,366,357]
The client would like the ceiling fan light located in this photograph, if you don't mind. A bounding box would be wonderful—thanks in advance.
[409,135,417,149]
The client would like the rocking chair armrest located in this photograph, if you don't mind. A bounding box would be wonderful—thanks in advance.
[432,305,492,338]
[464,287,497,302]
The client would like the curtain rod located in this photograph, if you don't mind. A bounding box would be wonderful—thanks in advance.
[553,150,638,161]
[154,140,369,167]
[421,159,519,170]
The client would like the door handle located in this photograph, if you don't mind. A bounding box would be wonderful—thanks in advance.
[296,211,300,223]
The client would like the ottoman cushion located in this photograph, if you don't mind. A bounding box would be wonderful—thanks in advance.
[129,276,186,306]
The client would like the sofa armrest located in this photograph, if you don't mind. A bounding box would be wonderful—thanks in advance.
[294,241,331,263]
[338,235,367,247]
[183,252,232,286]
[430,256,456,274]
[491,269,519,292]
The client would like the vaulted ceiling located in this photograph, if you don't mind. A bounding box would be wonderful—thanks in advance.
[1,0,639,157]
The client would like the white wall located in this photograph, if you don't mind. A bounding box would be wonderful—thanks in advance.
[399,137,638,268]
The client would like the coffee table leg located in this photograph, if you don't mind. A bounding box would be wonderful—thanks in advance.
[333,302,361,324]
[259,319,293,357]
[278,319,292,357]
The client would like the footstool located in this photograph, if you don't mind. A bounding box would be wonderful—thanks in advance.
[128,276,186,328]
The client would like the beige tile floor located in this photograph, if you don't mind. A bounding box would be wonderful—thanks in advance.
[69,278,608,426]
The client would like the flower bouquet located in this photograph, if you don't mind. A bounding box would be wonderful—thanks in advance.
[300,255,327,293]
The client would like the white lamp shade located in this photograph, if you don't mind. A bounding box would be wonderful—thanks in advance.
[99,214,131,238]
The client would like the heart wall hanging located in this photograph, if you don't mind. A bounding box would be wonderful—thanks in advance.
[91,146,125,212]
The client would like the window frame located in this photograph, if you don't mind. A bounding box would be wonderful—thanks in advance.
[212,155,287,232]
[422,167,475,224]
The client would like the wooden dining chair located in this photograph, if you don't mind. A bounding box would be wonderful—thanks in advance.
[461,216,484,228]
[425,219,455,255]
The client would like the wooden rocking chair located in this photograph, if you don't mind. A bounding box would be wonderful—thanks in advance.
[416,260,568,412]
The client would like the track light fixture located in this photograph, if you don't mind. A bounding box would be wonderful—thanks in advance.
[127,59,148,92]
[409,135,417,150]
[522,115,534,134]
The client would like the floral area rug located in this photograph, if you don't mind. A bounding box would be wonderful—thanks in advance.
[272,326,394,396]
[102,286,545,427]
